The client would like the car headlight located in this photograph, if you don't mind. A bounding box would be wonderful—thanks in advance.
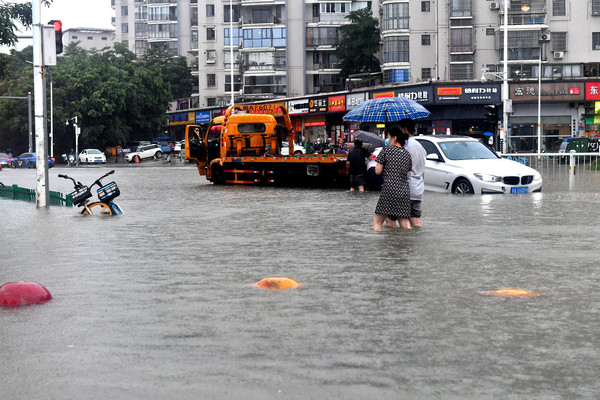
[533,171,542,181]
[474,173,502,183]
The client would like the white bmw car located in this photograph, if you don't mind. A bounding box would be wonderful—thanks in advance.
[414,135,542,194]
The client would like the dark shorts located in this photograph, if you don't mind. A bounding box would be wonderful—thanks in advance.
[410,200,422,218]
[350,174,366,188]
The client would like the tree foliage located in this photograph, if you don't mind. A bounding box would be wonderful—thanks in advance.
[0,43,193,155]
[334,8,381,79]
[0,0,52,77]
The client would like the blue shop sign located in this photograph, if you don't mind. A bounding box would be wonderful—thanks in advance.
[196,111,211,124]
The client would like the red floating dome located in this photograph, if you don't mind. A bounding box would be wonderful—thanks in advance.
[0,281,52,306]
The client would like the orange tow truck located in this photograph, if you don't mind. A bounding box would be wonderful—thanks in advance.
[185,105,347,187]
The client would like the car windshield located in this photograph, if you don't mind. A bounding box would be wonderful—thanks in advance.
[88,149,101,154]
[438,141,498,160]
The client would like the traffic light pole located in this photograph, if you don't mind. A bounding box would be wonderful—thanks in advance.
[32,0,50,207]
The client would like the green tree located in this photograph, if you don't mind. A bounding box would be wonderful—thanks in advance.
[0,43,179,155]
[334,7,381,80]
[0,0,52,77]
[141,47,194,100]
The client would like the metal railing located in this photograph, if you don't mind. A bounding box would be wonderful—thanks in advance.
[501,151,600,191]
[0,184,70,206]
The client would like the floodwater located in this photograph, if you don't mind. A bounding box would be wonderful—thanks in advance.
[2,161,600,399]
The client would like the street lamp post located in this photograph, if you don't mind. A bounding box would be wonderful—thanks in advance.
[67,117,80,165]
[502,0,509,154]
[537,41,542,155]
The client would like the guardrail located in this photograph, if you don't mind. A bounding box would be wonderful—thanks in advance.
[0,184,70,206]
[501,151,600,190]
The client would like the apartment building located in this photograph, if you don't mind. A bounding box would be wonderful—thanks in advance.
[62,28,115,51]
[115,0,600,152]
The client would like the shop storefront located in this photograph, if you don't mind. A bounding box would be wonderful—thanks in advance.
[509,82,583,152]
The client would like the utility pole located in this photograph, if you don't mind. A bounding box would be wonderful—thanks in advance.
[32,0,50,207]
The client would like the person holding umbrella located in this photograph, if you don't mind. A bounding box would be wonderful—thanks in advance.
[395,118,427,228]
[372,126,412,230]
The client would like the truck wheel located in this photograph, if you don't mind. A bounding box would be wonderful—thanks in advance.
[211,165,225,185]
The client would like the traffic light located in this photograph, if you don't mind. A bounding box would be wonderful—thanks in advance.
[48,20,63,54]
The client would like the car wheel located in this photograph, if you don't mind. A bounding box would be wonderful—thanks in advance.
[28,162,35,169]
[294,150,304,155]
[155,151,163,159]
[452,178,474,194]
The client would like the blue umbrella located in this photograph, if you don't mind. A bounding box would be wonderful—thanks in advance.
[343,97,430,123]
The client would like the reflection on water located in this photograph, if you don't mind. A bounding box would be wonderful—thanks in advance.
[2,165,600,399]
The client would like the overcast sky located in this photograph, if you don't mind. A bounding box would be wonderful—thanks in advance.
[5,0,113,50]
[40,0,114,30]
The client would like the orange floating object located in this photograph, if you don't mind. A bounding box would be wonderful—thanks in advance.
[0,281,52,306]
[255,277,301,290]
[483,288,538,297]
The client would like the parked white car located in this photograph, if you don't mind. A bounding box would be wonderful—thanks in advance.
[125,144,163,162]
[78,149,106,164]
[414,135,543,194]
[281,142,306,156]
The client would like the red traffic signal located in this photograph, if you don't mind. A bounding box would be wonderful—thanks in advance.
[48,20,63,54]
[50,20,62,31]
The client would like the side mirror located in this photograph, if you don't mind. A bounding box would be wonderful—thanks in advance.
[426,153,443,162]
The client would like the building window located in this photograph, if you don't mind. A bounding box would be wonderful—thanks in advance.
[207,50,216,63]
[320,3,349,14]
[450,0,471,17]
[421,34,430,46]
[207,74,216,87]
[552,0,566,16]
[207,98,217,107]
[224,28,242,46]
[87,36,93,40]
[102,37,107,41]
[121,23,128,34]
[383,3,409,30]
[243,28,286,48]
[121,6,128,16]
[72,35,78,39]
[486,28,495,36]
[593,0,600,15]
[450,28,472,52]
[134,6,147,19]
[383,36,409,63]
[421,1,430,12]
[224,5,239,22]
[306,27,340,46]
[206,4,215,17]
[252,8,271,24]
[206,27,215,40]
[135,23,147,38]
[450,64,473,80]
[422,68,432,80]
[384,69,409,83]
[593,33,600,50]
[225,74,242,92]
[552,32,567,52]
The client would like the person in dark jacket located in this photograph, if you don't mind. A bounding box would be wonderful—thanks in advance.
[346,139,369,192]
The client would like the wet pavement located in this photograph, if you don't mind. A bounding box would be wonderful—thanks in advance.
[2,160,600,399]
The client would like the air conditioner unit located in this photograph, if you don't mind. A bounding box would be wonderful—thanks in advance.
[553,51,564,59]
[490,2,500,10]
[539,32,551,42]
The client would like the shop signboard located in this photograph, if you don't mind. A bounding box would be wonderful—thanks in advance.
[240,102,285,116]
[346,92,366,110]
[511,82,584,102]
[195,110,210,124]
[372,91,395,98]
[396,86,433,104]
[169,112,191,125]
[288,99,310,115]
[585,82,600,100]
[328,95,346,112]
[435,84,501,103]
[309,97,328,113]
